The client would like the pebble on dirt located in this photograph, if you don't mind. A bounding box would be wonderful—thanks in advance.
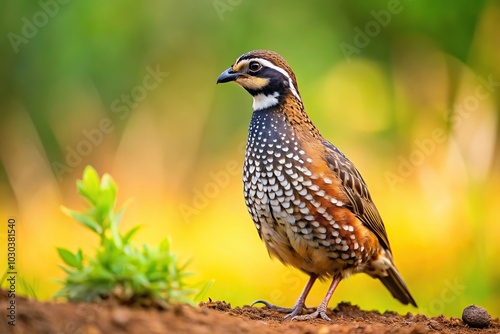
[462,305,491,328]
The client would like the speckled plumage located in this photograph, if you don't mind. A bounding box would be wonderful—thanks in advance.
[217,50,416,321]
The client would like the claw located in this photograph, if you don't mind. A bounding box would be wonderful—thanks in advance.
[250,299,266,307]
[251,299,278,308]
[292,310,331,321]
[251,299,300,314]
[250,299,314,318]
[283,305,303,319]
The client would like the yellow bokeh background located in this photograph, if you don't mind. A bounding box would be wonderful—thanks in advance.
[1,1,499,319]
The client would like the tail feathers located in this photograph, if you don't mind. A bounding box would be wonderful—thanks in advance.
[379,265,417,307]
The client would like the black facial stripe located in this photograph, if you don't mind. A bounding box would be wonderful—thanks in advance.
[247,67,290,95]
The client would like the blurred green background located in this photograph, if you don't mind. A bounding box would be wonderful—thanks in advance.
[1,0,499,318]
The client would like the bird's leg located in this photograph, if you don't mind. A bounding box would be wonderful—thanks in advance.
[251,274,318,318]
[293,274,342,321]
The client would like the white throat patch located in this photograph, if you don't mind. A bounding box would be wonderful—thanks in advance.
[252,92,280,111]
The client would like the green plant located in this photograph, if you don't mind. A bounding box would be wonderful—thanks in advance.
[56,166,199,308]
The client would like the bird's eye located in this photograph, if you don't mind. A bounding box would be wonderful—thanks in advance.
[248,61,262,73]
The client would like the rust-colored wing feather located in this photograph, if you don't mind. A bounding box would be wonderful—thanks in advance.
[322,140,391,251]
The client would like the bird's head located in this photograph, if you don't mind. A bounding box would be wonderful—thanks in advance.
[216,50,302,111]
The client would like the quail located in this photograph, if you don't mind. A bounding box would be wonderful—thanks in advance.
[216,50,417,321]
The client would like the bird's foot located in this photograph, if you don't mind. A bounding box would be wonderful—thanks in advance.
[251,300,314,318]
[251,300,294,313]
[292,306,331,321]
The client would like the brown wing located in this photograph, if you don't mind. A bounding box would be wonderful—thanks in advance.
[322,140,391,251]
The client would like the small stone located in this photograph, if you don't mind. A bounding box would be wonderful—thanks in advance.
[111,309,130,327]
[462,304,490,328]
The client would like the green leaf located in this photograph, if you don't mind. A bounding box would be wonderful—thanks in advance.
[61,207,102,234]
[88,266,116,282]
[94,174,116,217]
[110,216,123,249]
[57,248,82,269]
[122,225,141,244]
[76,248,83,261]
[57,265,74,275]
[194,280,214,302]
[78,166,101,204]
[100,174,116,195]
[158,238,171,253]
[133,273,150,287]
[114,206,125,226]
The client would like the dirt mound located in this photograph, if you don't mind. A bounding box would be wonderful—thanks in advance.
[1,290,498,333]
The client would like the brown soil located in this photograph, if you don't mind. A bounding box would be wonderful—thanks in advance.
[1,290,498,334]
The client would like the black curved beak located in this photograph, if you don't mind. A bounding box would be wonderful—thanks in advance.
[216,67,241,84]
